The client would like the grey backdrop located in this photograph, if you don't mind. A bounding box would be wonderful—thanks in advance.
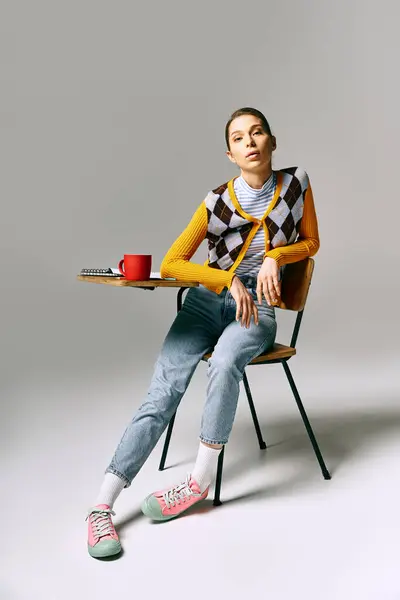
[1,1,400,597]
[1,0,398,399]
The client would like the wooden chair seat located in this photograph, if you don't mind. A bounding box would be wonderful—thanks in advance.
[202,342,296,364]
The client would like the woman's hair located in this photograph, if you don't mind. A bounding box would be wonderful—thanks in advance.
[225,107,272,151]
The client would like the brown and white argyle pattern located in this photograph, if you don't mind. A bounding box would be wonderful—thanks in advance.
[205,166,309,270]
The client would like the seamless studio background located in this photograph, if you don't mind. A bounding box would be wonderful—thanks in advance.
[1,1,400,599]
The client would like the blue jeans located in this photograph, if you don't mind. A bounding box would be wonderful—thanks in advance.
[106,275,277,487]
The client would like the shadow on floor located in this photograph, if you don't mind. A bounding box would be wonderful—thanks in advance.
[116,400,400,527]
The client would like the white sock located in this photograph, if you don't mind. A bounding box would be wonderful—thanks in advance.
[191,442,222,493]
[95,473,126,509]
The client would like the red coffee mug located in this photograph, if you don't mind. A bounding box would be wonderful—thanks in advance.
[118,254,152,280]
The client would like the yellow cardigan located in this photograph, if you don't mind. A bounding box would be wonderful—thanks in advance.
[160,172,320,295]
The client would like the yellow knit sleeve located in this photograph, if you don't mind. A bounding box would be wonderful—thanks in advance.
[160,200,236,289]
[264,181,320,267]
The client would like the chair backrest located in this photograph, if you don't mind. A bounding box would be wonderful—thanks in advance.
[277,257,314,312]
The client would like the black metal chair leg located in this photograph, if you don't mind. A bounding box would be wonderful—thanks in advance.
[177,287,187,312]
[242,370,267,450]
[159,412,177,471]
[281,361,331,480]
[213,446,225,506]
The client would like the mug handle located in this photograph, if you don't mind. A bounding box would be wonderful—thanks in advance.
[118,259,125,276]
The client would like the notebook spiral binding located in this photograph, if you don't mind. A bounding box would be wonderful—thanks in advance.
[80,268,123,277]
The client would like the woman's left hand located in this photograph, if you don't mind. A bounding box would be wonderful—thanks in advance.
[256,257,281,306]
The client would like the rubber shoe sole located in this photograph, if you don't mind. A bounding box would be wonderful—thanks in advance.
[141,493,207,522]
[88,538,122,558]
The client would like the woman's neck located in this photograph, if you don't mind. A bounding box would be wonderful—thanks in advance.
[240,166,273,190]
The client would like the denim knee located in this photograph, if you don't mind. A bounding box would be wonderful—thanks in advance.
[207,354,243,381]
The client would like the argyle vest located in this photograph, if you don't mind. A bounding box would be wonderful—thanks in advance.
[204,166,309,271]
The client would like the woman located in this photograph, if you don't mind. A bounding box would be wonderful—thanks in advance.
[86,107,320,558]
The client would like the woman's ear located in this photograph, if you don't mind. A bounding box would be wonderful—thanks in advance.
[271,136,277,151]
[226,151,236,164]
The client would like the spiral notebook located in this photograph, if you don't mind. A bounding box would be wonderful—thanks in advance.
[80,268,175,280]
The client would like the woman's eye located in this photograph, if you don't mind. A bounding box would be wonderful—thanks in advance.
[234,131,262,142]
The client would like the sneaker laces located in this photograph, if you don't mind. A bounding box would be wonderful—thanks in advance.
[86,507,116,539]
[162,474,196,509]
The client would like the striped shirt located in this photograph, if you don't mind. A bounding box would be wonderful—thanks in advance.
[233,171,277,277]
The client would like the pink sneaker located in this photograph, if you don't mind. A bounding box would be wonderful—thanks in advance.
[141,474,209,521]
[86,504,121,558]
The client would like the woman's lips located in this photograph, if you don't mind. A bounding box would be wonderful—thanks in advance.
[247,152,260,160]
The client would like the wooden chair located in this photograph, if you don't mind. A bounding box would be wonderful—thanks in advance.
[158,257,331,505]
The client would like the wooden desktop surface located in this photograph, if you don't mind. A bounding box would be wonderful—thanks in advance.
[76,275,199,288]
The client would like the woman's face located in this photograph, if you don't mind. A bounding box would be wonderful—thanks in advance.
[226,115,276,173]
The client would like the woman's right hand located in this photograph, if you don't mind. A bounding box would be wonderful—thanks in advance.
[229,276,259,328]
